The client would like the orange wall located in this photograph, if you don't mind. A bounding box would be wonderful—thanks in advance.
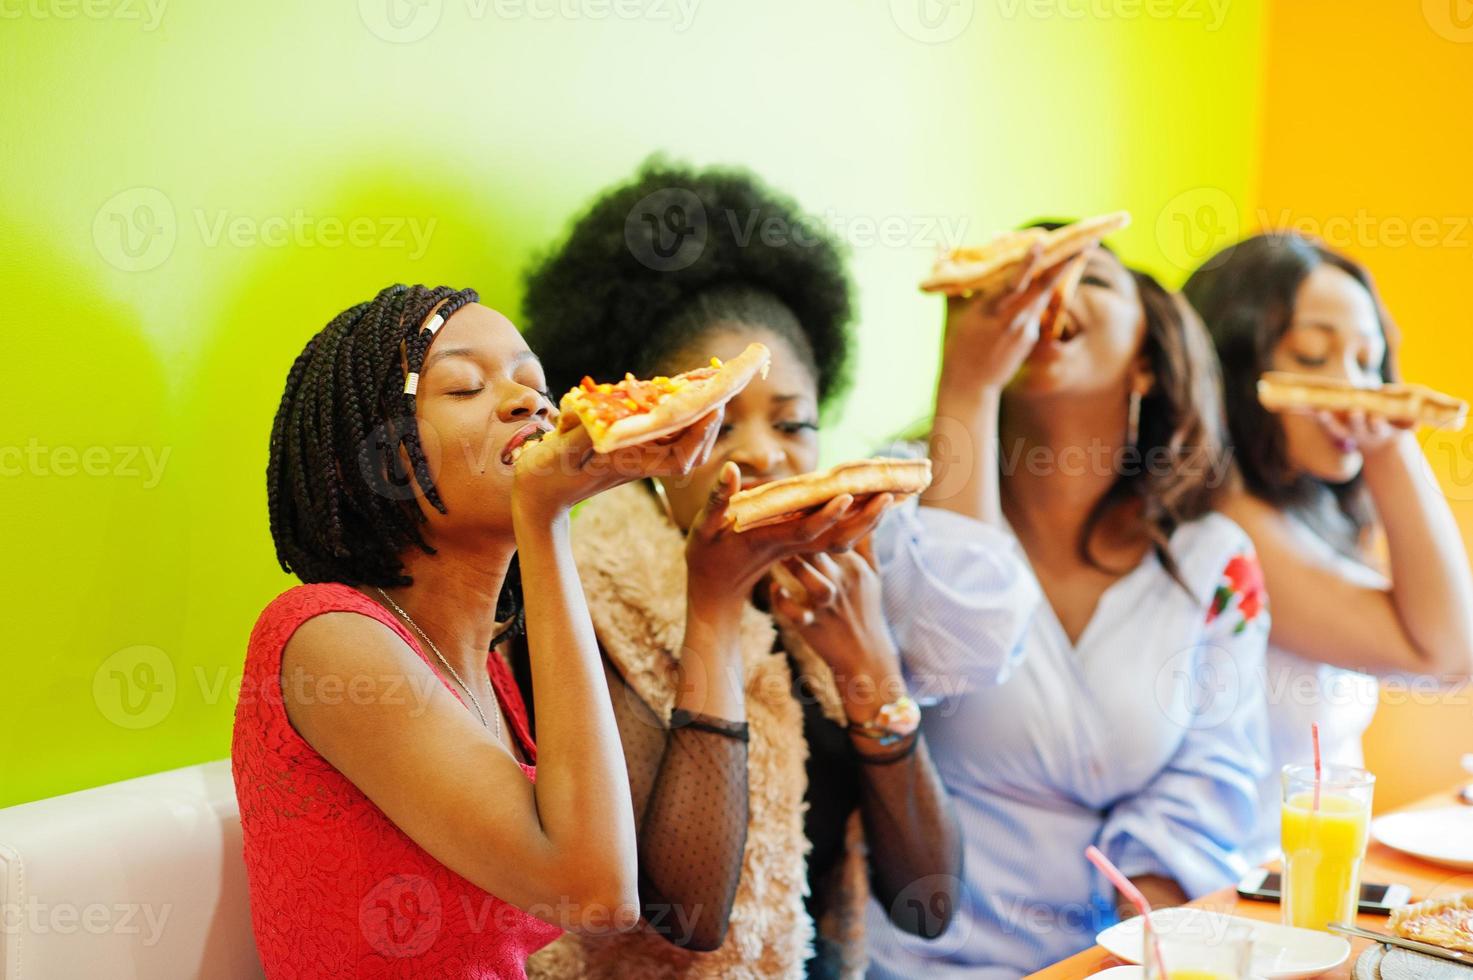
[1255,0,1473,810]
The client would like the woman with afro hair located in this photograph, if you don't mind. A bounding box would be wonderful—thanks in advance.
[518,160,1040,978]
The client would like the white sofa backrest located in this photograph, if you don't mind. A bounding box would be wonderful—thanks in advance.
[0,760,262,979]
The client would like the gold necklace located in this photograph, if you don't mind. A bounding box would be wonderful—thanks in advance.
[375,588,502,744]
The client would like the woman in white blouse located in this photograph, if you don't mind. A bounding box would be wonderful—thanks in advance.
[1182,233,1473,861]
[866,233,1271,978]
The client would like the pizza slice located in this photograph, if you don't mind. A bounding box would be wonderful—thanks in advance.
[555,342,771,454]
[920,211,1130,298]
[1389,890,1473,953]
[1257,371,1467,430]
[920,228,1048,297]
[726,457,933,532]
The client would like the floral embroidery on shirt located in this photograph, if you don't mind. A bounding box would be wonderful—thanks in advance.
[1206,552,1266,634]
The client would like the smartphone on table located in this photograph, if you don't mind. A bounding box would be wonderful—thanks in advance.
[1236,868,1412,915]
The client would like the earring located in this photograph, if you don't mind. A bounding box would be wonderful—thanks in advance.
[649,477,677,525]
[1127,388,1142,449]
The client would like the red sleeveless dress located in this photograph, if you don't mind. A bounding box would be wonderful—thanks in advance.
[231,583,562,979]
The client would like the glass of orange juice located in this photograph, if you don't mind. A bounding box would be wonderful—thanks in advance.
[1280,763,1374,931]
[1142,924,1253,979]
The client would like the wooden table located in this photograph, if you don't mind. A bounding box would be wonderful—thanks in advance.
[1028,782,1472,978]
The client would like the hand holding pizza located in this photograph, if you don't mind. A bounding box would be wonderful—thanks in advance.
[925,213,1131,396]
[939,247,1076,394]
[1313,406,1414,458]
[512,407,723,517]
[684,461,892,600]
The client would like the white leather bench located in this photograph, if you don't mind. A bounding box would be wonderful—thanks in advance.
[0,760,262,979]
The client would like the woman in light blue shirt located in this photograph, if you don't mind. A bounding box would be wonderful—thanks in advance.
[866,234,1271,978]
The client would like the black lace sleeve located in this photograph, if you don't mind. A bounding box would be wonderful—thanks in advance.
[855,734,962,940]
[603,657,749,951]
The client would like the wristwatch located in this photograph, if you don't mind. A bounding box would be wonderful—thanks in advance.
[847,695,921,747]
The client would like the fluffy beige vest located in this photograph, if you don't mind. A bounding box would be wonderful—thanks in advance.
[526,483,868,979]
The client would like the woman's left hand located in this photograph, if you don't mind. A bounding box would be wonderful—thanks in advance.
[768,537,906,714]
[1313,407,1414,459]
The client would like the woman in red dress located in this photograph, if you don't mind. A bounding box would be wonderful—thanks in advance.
[232,284,723,978]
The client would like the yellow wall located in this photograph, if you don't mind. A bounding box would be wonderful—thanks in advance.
[0,1,1267,807]
[1254,0,1473,811]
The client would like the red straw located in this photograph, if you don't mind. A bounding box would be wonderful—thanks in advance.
[1086,846,1167,974]
[1312,722,1322,812]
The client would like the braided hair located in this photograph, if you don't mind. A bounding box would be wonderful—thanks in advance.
[266,284,524,636]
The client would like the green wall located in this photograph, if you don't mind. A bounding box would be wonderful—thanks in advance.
[0,0,1264,807]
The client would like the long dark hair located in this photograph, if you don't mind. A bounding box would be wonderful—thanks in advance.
[1079,267,1226,588]
[1181,233,1395,554]
[266,284,524,631]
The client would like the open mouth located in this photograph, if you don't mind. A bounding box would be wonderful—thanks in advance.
[1033,315,1084,354]
[501,422,552,465]
[1055,314,1083,343]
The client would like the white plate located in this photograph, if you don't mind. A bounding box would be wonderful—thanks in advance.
[1372,806,1473,870]
[1096,907,1349,979]
[1087,969,1266,980]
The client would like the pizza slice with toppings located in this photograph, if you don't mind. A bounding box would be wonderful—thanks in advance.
[555,342,771,454]
[1390,891,1473,953]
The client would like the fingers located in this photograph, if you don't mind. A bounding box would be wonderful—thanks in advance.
[1003,241,1047,302]
[783,555,838,607]
[518,422,592,478]
[608,408,723,482]
[855,534,878,571]
[793,493,854,542]
[1315,409,1354,443]
[818,492,893,552]
[1021,257,1079,317]
[768,577,815,627]
[667,408,724,474]
[741,493,854,552]
[769,560,809,603]
[987,259,1075,348]
[691,461,741,538]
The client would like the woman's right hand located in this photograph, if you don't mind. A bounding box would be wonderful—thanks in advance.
[513,409,723,518]
[938,244,1082,395]
[684,461,892,600]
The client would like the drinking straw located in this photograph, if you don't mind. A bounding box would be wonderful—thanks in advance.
[1312,721,1322,812]
[1085,845,1167,975]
